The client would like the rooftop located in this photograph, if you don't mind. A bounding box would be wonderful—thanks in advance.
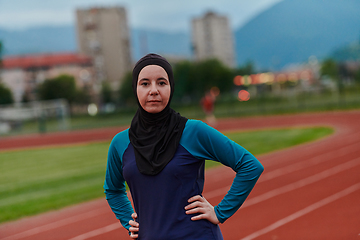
[2,53,92,69]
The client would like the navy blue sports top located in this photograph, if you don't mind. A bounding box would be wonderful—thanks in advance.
[104,119,264,240]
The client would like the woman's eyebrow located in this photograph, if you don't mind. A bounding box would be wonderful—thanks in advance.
[138,78,150,82]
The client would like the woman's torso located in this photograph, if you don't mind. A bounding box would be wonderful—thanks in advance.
[122,141,223,240]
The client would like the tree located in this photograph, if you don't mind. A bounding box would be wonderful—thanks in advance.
[173,59,233,102]
[38,74,77,104]
[119,72,136,106]
[0,41,3,67]
[0,83,14,105]
[235,61,256,76]
[320,58,338,80]
[101,81,113,104]
[355,69,360,85]
[320,58,344,93]
[74,88,91,104]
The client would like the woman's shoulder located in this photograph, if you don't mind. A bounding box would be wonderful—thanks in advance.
[184,119,214,133]
[110,128,130,147]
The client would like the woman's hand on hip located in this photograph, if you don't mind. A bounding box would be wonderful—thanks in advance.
[185,195,220,225]
[129,212,139,239]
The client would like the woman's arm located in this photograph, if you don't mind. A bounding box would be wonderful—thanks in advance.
[180,120,264,223]
[104,131,135,231]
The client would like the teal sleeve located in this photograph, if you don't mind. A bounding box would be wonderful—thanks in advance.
[180,120,264,223]
[103,129,134,231]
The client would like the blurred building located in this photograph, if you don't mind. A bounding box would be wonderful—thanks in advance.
[192,11,235,68]
[1,53,94,103]
[76,7,132,91]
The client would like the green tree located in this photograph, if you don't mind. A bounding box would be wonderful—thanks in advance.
[0,41,3,67]
[101,81,113,104]
[119,72,136,106]
[173,59,233,102]
[355,69,360,85]
[321,58,338,79]
[74,88,91,104]
[235,61,256,76]
[173,60,196,101]
[320,58,344,93]
[0,83,14,105]
[38,74,77,104]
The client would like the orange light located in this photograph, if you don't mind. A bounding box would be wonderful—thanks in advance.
[234,75,242,86]
[238,90,250,101]
[210,86,220,97]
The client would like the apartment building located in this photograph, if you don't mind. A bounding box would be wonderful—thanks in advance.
[76,7,132,90]
[192,11,235,68]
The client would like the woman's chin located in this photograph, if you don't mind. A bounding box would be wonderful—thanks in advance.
[144,106,165,114]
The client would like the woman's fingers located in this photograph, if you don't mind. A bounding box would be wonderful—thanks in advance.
[187,195,203,203]
[129,220,139,228]
[129,226,139,231]
[190,213,207,221]
[129,212,139,239]
[185,201,203,210]
[185,195,220,225]
[130,231,138,239]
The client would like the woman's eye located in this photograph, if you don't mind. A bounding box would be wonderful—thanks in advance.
[141,82,148,86]
[159,81,166,85]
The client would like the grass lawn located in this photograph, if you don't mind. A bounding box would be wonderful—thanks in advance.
[0,126,333,223]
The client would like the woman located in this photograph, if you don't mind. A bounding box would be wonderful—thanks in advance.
[104,53,264,240]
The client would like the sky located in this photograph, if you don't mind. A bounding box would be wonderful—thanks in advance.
[0,0,283,32]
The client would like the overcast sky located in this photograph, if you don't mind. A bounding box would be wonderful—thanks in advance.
[0,0,283,31]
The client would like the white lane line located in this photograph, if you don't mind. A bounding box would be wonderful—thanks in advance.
[240,182,360,240]
[205,157,360,207]
[1,210,104,240]
[205,140,359,191]
[68,222,120,240]
[259,141,359,182]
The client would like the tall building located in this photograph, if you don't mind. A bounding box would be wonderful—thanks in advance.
[192,11,236,68]
[76,7,132,91]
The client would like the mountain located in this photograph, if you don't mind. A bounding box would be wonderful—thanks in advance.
[330,41,360,62]
[0,26,77,56]
[235,0,360,70]
[0,26,191,61]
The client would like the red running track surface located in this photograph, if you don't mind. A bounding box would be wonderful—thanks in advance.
[0,111,359,240]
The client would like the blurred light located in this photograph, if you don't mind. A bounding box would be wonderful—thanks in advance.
[267,73,275,84]
[251,74,260,84]
[300,71,310,80]
[289,73,298,82]
[238,90,250,101]
[276,73,287,83]
[88,103,98,116]
[243,75,252,86]
[210,86,220,97]
[259,73,267,84]
[234,75,242,86]
[79,69,91,81]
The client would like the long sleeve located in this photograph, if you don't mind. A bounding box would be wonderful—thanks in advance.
[104,130,134,230]
[180,120,264,223]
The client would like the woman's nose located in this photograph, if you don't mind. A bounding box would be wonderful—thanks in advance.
[149,85,159,95]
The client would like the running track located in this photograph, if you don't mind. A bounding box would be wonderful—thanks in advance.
[1,111,359,240]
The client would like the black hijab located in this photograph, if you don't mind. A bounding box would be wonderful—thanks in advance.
[129,53,188,175]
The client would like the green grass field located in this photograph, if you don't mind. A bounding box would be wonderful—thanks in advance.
[0,126,333,223]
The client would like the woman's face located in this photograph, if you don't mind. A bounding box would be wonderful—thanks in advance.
[137,65,171,113]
